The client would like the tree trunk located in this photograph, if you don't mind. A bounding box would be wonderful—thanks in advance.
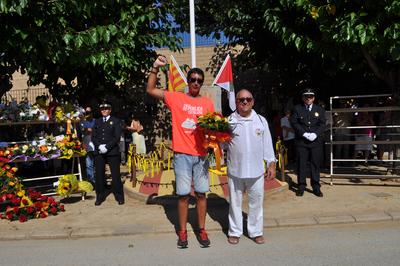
[361,46,400,96]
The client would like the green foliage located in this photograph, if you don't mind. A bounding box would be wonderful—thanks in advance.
[264,0,400,91]
[0,0,181,103]
[171,0,399,95]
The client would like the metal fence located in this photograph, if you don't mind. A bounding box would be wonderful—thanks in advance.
[329,94,400,184]
[1,87,51,104]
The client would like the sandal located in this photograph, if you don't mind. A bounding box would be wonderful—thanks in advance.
[228,236,240,245]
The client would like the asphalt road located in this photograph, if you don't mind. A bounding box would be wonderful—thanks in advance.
[0,222,399,266]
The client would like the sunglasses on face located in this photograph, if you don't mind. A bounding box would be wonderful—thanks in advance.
[188,77,204,85]
[237,97,253,103]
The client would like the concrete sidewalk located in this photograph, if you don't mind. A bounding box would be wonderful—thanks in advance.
[0,172,399,241]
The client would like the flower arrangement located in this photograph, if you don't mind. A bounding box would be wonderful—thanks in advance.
[0,97,85,123]
[197,112,232,170]
[0,136,61,162]
[0,98,50,122]
[35,136,60,160]
[197,112,230,133]
[0,162,65,222]
[54,174,93,198]
[56,134,87,159]
[54,102,85,123]
[0,134,85,162]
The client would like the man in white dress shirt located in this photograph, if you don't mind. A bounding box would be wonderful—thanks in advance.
[226,89,276,245]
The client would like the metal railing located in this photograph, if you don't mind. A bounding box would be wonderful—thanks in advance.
[329,94,400,184]
[1,87,51,104]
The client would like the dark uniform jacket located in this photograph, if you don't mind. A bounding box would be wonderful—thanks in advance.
[92,116,122,156]
[290,104,326,148]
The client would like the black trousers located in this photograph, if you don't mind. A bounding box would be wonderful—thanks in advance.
[296,144,323,191]
[94,154,124,201]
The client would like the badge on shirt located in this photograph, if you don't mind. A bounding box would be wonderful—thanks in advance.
[314,112,319,117]
[109,121,113,125]
[255,128,262,136]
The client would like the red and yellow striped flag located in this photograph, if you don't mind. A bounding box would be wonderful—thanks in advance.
[168,55,187,92]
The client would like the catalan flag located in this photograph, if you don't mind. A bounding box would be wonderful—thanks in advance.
[168,55,187,92]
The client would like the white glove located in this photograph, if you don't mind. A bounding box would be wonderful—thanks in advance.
[308,133,317,141]
[99,144,108,154]
[303,132,310,139]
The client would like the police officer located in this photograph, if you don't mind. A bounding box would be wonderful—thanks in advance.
[290,89,326,197]
[92,102,124,205]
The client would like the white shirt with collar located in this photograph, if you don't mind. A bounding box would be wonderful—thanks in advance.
[226,110,276,179]
[103,115,110,122]
[305,104,313,111]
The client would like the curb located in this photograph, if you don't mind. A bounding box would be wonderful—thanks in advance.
[0,211,397,241]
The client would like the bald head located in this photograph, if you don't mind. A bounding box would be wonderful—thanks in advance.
[235,89,254,117]
[236,89,253,99]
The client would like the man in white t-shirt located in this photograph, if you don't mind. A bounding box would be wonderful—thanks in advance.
[226,89,276,245]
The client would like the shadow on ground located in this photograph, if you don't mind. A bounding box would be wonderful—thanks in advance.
[145,193,231,235]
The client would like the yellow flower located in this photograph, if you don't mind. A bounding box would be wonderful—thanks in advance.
[311,7,319,19]
[20,196,33,207]
[17,190,25,197]
[8,181,15,187]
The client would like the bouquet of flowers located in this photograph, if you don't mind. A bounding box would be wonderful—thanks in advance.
[54,102,85,123]
[0,147,14,162]
[35,136,60,160]
[56,134,86,159]
[197,112,232,170]
[0,162,65,222]
[54,174,93,198]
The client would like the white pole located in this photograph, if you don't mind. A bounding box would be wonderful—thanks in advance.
[189,0,196,67]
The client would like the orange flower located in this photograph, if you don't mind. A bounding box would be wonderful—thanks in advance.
[39,145,48,153]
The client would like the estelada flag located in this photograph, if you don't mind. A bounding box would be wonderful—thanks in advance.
[212,54,236,111]
[168,55,187,92]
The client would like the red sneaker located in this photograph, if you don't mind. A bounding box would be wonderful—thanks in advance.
[177,230,188,248]
[197,229,210,247]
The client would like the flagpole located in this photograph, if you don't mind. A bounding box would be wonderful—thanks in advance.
[189,0,196,67]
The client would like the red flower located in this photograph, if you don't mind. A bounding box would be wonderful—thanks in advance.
[50,207,58,215]
[19,215,28,223]
[11,198,20,206]
[13,206,19,214]
[6,213,13,220]
[34,202,42,209]
[27,206,35,214]
[22,198,29,205]
[38,196,48,202]
[47,197,55,204]
[6,193,13,199]
[40,212,48,218]
[60,205,65,211]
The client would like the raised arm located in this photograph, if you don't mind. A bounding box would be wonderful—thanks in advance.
[146,55,168,100]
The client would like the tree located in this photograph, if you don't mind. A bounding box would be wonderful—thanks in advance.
[265,0,400,94]
[0,0,181,103]
[171,1,345,100]
[172,1,399,97]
